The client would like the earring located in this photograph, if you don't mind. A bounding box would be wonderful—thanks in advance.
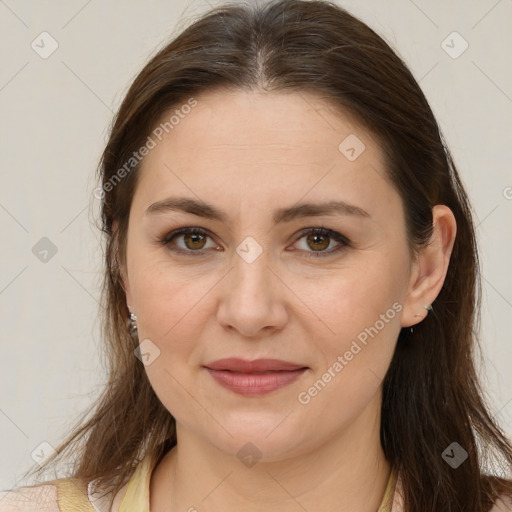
[127,305,137,333]
[410,303,433,333]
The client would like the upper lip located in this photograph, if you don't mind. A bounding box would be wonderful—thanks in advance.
[204,358,307,373]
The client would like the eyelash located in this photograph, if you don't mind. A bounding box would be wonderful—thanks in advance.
[158,226,350,259]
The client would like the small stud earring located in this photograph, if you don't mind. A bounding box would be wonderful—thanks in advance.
[127,305,137,333]
[410,304,433,333]
[414,303,433,318]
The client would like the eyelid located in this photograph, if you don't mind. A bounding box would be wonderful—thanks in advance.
[160,226,219,256]
[159,226,350,258]
[290,226,349,258]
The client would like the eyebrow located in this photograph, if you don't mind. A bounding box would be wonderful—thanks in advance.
[145,197,370,224]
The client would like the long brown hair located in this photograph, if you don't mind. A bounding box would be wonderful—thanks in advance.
[24,1,512,510]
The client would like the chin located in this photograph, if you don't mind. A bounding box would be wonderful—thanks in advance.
[197,415,313,463]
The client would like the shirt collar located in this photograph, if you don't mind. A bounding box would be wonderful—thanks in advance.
[88,451,402,512]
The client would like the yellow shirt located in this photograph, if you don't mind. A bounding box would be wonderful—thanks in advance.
[0,452,399,512]
[113,452,398,511]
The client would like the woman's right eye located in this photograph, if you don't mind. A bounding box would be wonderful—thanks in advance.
[159,227,220,256]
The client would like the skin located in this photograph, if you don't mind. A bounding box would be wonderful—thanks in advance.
[118,88,457,512]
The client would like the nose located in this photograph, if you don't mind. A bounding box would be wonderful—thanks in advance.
[216,250,289,338]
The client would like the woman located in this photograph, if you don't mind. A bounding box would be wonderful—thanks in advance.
[1,0,511,510]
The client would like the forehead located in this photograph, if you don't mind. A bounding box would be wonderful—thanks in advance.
[132,88,397,222]
[152,88,380,157]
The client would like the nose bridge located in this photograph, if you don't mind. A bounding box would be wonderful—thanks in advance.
[231,236,273,303]
[216,235,287,336]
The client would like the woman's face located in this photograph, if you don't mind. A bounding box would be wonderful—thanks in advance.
[121,89,416,461]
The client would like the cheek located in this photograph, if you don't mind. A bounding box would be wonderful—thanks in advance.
[295,254,405,386]
[295,270,402,422]
[133,264,210,419]
[129,251,217,340]
[297,257,404,338]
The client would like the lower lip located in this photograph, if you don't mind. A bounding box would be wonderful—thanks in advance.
[205,368,307,396]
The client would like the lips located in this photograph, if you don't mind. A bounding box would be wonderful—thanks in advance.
[203,358,308,396]
[204,358,306,373]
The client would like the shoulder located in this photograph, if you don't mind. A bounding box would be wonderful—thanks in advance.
[0,477,107,512]
[0,483,60,512]
[490,494,512,512]
[0,451,151,512]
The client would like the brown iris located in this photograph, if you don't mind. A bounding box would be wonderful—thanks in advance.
[184,232,207,250]
[306,233,330,251]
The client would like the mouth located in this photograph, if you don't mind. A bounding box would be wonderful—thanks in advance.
[203,358,308,396]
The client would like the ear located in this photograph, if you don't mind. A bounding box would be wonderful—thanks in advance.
[112,219,133,307]
[400,205,457,328]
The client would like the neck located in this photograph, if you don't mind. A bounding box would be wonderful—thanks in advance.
[150,393,391,512]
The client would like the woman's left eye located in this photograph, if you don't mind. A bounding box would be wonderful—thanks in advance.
[291,227,349,258]
[159,226,349,258]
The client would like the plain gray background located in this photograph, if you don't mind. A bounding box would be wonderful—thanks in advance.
[1,0,511,489]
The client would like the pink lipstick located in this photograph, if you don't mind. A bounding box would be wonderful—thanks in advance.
[204,358,307,396]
